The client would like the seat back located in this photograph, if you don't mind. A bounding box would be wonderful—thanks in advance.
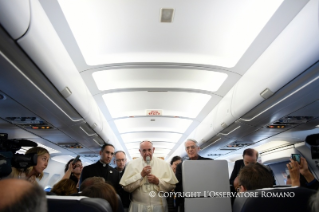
[47,196,113,212]
[233,187,315,212]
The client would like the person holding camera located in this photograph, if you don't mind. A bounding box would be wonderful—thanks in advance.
[287,157,319,190]
[10,147,50,184]
[61,158,83,188]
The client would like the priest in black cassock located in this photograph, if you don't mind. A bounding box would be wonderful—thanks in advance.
[79,143,120,193]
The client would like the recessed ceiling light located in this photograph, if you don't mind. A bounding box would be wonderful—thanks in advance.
[161,8,174,23]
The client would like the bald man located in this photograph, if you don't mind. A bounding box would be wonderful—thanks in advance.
[0,179,47,212]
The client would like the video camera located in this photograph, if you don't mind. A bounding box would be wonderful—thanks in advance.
[0,133,38,178]
[305,133,319,159]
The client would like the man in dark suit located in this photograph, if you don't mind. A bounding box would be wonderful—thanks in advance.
[80,144,120,193]
[114,151,131,211]
[175,139,212,212]
[229,148,258,190]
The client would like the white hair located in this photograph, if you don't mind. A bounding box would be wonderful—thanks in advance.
[184,138,199,147]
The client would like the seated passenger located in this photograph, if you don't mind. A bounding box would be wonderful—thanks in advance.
[237,163,273,192]
[62,158,83,188]
[51,179,78,195]
[287,157,319,190]
[79,176,105,192]
[10,147,50,184]
[81,182,123,212]
[0,178,47,212]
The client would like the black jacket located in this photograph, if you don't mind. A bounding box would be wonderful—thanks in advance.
[80,161,120,193]
[229,159,245,186]
[118,166,131,208]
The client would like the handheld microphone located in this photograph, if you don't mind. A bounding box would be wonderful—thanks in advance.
[146,156,150,165]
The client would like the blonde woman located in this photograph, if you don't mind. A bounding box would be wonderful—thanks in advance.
[10,147,50,184]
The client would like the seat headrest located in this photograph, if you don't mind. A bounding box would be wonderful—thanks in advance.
[47,196,113,212]
[233,187,316,212]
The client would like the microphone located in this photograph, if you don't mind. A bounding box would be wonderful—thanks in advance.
[145,156,151,185]
[146,156,150,165]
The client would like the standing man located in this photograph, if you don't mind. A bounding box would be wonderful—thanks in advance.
[175,139,212,212]
[80,143,120,193]
[114,151,127,175]
[114,151,131,211]
[120,140,178,212]
[229,148,258,189]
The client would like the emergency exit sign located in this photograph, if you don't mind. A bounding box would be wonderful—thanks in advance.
[146,110,162,116]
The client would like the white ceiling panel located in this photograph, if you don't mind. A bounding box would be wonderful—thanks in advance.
[58,0,283,67]
[115,117,193,133]
[102,91,211,118]
[94,69,227,92]
[125,142,176,149]
[121,132,182,143]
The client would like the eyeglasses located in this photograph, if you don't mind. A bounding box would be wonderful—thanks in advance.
[116,159,126,162]
[74,164,83,168]
[236,185,242,192]
[185,145,196,150]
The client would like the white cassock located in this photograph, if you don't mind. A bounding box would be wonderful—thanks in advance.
[120,157,178,212]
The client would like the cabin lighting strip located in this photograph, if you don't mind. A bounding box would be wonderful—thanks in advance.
[93,138,102,146]
[218,126,241,136]
[240,75,319,122]
[0,51,83,122]
[79,126,97,136]
[202,138,221,150]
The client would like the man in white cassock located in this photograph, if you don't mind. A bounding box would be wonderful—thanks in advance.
[120,140,178,212]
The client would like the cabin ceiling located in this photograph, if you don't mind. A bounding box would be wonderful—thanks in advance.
[1,0,318,163]
[36,0,310,159]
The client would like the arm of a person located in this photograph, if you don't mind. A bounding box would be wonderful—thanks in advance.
[61,163,73,180]
[156,179,176,192]
[287,159,300,187]
[123,178,143,193]
[299,157,315,183]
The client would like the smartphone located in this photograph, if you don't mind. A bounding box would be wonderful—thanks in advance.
[72,155,80,165]
[291,154,301,164]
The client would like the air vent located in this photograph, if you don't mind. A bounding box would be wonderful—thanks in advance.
[274,116,313,124]
[83,154,99,158]
[221,141,252,150]
[58,143,83,149]
[160,8,174,23]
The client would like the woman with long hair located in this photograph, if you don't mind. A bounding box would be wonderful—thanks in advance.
[10,146,50,184]
[61,158,83,187]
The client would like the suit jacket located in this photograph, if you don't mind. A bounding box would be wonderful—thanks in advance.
[118,166,131,208]
[80,161,120,193]
[175,155,212,209]
[229,159,245,186]
[229,159,277,187]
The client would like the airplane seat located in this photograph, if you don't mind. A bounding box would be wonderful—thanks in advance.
[47,196,113,212]
[233,187,316,212]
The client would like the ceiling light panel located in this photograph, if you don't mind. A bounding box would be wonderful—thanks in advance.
[125,142,176,149]
[102,91,211,118]
[58,0,283,67]
[93,69,227,92]
[121,132,182,143]
[115,117,193,133]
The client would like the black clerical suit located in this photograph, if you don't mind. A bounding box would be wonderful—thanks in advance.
[118,166,131,209]
[175,155,212,212]
[229,159,245,187]
[80,161,120,193]
[229,159,276,188]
